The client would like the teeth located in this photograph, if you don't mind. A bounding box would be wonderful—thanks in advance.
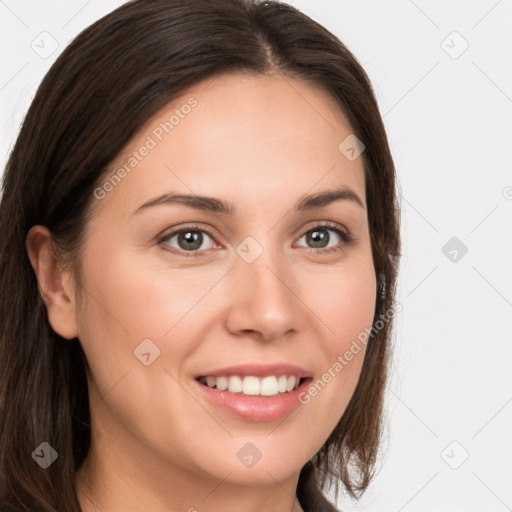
[277,375,287,393]
[228,375,242,393]
[216,376,228,391]
[199,375,303,396]
[286,375,296,392]
[242,376,260,395]
[261,376,279,396]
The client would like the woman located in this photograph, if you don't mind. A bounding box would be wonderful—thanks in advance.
[0,0,401,510]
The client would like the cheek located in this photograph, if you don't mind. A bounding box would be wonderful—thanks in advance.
[78,246,220,339]
[74,247,212,457]
[307,262,377,349]
[74,244,230,393]
[297,262,376,421]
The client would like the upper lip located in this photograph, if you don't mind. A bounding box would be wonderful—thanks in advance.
[195,363,312,379]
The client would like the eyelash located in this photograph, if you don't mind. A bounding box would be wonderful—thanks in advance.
[156,221,355,258]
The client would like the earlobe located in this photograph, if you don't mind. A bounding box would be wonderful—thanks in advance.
[25,225,79,340]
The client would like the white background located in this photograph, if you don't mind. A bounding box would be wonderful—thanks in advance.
[1,1,512,511]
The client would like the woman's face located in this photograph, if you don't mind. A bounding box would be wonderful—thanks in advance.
[73,72,376,495]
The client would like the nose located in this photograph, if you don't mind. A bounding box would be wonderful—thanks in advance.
[223,245,304,342]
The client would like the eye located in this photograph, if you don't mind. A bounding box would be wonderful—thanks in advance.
[159,225,218,256]
[295,222,354,254]
[157,221,355,258]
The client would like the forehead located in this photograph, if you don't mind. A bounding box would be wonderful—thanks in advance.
[93,71,366,218]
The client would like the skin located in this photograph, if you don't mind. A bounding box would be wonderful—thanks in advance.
[26,71,376,512]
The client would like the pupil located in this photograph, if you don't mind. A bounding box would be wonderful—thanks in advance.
[307,229,329,248]
[178,231,202,250]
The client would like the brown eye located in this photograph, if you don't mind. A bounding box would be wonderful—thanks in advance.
[162,229,216,253]
[297,226,344,251]
[304,228,332,249]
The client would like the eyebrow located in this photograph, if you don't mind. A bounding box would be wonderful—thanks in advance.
[132,186,365,216]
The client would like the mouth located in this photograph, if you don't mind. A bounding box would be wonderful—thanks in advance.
[193,374,313,422]
[192,363,313,422]
[195,374,308,397]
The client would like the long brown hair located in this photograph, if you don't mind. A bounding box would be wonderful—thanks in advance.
[0,1,401,510]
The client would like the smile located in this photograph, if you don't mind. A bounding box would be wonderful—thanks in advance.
[196,375,303,396]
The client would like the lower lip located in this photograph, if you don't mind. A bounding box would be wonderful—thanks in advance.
[193,378,312,422]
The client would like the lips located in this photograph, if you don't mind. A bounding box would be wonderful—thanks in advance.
[193,362,312,379]
[192,363,313,422]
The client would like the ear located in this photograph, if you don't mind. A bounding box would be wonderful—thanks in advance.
[25,225,79,340]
